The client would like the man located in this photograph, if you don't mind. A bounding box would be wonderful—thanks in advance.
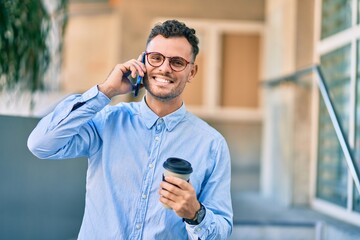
[28,19,233,239]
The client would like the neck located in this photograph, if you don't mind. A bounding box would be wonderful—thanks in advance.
[144,95,183,117]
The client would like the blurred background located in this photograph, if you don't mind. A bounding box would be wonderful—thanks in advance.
[1,0,360,239]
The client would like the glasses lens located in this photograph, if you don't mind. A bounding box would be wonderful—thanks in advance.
[146,52,189,72]
[147,53,164,67]
[169,57,187,71]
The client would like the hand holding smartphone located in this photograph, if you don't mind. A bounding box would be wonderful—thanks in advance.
[133,53,146,97]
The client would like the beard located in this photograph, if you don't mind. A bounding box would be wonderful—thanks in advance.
[143,74,186,102]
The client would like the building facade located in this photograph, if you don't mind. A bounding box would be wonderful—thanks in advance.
[63,0,360,232]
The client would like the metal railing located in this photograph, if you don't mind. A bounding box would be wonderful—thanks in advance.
[263,64,360,194]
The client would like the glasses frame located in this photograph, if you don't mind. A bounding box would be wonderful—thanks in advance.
[145,52,194,72]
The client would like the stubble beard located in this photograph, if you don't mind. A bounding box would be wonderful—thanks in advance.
[143,75,185,102]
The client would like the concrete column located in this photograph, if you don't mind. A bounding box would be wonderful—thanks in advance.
[261,0,314,206]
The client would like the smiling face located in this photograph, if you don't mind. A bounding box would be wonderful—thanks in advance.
[143,35,197,106]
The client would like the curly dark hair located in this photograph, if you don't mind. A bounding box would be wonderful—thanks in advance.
[146,20,199,61]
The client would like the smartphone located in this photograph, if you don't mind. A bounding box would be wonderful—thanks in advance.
[134,53,146,97]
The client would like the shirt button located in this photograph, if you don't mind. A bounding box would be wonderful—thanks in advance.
[149,163,154,169]
[142,194,147,199]
[155,136,160,141]
[195,227,202,233]
[136,224,141,230]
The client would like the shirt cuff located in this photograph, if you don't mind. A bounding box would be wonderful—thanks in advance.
[83,85,109,100]
[185,205,212,239]
[49,86,110,129]
[80,85,111,110]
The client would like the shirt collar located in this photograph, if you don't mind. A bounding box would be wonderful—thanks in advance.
[139,97,187,131]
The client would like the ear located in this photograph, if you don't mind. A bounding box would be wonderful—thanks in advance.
[187,64,198,83]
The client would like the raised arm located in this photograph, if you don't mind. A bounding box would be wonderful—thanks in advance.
[27,87,110,159]
[28,55,146,160]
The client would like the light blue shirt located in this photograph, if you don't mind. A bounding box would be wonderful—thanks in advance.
[28,86,233,240]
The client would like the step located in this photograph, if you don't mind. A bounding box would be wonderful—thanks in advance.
[229,221,319,240]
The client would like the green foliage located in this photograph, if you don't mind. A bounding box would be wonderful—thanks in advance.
[0,0,68,92]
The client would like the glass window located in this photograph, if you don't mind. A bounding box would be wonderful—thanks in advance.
[317,44,351,207]
[321,0,352,39]
[317,98,349,206]
[358,0,360,25]
[320,45,351,131]
[354,40,360,212]
[354,183,360,212]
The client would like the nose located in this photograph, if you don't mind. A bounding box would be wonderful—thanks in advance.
[158,57,173,73]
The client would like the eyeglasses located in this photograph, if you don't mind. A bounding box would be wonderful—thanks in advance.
[145,52,193,72]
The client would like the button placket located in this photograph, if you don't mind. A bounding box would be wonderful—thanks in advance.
[132,118,165,239]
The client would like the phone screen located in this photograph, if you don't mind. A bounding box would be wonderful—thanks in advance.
[134,53,146,97]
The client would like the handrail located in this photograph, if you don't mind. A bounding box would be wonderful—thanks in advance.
[263,66,314,87]
[263,64,360,194]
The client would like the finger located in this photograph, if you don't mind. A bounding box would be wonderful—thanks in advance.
[159,187,177,201]
[113,64,128,77]
[159,188,179,209]
[159,194,176,208]
[165,176,191,190]
[127,61,145,78]
[136,53,147,72]
[160,181,181,196]
[129,64,138,78]
[137,52,145,61]
[133,61,146,76]
[127,62,141,78]
[106,64,128,84]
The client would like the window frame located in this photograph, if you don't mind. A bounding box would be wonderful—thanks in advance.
[312,0,360,226]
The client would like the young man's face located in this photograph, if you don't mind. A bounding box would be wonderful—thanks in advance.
[144,35,197,103]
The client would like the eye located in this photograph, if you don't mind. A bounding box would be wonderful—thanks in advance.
[171,57,186,67]
[149,53,164,62]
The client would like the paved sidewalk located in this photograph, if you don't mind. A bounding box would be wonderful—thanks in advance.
[229,192,360,240]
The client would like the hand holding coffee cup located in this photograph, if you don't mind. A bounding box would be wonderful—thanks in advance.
[161,157,193,209]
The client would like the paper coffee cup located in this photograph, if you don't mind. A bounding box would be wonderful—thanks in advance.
[162,157,193,208]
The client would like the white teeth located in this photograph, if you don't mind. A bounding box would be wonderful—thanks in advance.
[155,77,171,83]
